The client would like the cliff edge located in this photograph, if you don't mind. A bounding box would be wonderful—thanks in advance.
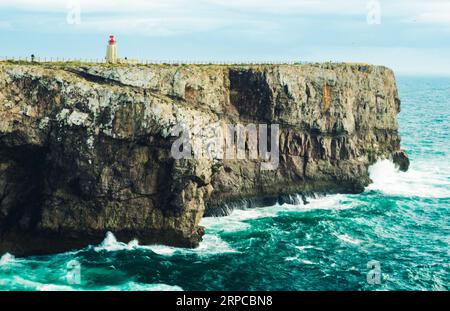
[0,62,409,256]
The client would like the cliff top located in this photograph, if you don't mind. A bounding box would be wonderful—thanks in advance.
[0,59,392,73]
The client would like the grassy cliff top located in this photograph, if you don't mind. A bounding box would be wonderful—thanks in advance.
[0,59,381,70]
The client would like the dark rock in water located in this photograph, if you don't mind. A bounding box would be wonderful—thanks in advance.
[278,194,301,206]
[301,194,310,205]
[204,200,248,217]
[0,62,408,256]
[277,193,310,205]
[393,150,410,172]
[206,192,313,216]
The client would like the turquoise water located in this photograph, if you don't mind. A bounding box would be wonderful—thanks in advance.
[0,76,449,291]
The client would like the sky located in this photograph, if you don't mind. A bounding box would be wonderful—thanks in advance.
[0,0,449,76]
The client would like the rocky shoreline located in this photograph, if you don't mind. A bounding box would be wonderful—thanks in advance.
[0,62,408,256]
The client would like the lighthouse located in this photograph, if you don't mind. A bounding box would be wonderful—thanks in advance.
[106,35,118,63]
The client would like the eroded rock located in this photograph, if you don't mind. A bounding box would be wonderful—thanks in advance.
[0,62,408,256]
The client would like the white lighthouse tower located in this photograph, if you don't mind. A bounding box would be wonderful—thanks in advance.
[106,35,118,63]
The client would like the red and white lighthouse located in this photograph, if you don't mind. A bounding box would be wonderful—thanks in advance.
[106,35,118,63]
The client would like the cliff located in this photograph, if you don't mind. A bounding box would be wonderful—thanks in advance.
[0,62,409,256]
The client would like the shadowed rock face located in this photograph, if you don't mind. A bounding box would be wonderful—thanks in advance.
[0,62,408,256]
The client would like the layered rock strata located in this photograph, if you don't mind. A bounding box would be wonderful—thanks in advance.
[0,62,408,255]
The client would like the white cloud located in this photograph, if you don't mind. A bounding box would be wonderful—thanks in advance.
[384,0,450,26]
[0,0,291,36]
[0,0,368,15]
[416,12,450,25]
[0,0,168,13]
[75,17,230,36]
[0,0,449,37]
[0,0,448,23]
[1,0,449,75]
[206,0,366,14]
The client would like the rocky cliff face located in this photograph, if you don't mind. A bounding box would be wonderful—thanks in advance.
[0,62,408,256]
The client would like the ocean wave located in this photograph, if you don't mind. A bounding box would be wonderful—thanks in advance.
[92,231,237,256]
[285,256,315,265]
[145,245,177,256]
[367,159,450,198]
[200,193,359,233]
[192,234,238,254]
[0,253,15,266]
[143,234,238,256]
[335,234,362,245]
[0,276,75,291]
[0,275,182,291]
[295,245,324,252]
[93,232,139,252]
[96,282,183,291]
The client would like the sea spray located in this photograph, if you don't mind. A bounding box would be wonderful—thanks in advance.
[367,159,450,198]
[0,253,15,266]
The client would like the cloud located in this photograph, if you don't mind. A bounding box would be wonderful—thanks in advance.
[0,0,290,36]
[416,12,450,25]
[0,0,167,13]
[74,17,231,36]
[1,0,449,75]
[0,0,368,15]
[205,0,366,14]
[384,0,450,26]
[0,0,448,30]
[1,0,449,42]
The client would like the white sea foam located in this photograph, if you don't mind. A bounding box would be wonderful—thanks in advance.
[284,256,315,265]
[335,234,361,245]
[39,284,75,291]
[146,234,238,256]
[295,245,324,252]
[93,232,139,252]
[0,275,182,291]
[99,282,183,291]
[93,231,237,256]
[0,253,15,266]
[304,194,359,211]
[194,234,238,254]
[367,159,450,198]
[295,245,315,251]
[146,245,177,256]
[200,193,358,233]
[0,276,75,291]
[92,192,361,257]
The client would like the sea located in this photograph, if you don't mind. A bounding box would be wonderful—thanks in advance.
[0,76,449,291]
